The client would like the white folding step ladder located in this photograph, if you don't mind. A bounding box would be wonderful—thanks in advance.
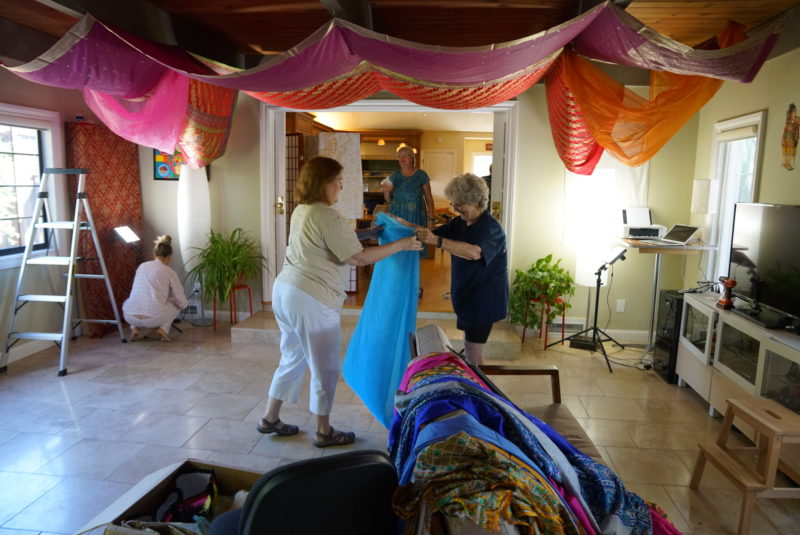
[0,168,126,376]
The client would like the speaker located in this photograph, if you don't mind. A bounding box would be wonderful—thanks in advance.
[653,290,683,384]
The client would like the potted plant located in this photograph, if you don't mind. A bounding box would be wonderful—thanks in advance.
[508,254,575,332]
[187,228,268,304]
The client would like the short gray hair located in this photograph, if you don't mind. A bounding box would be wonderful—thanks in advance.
[444,173,489,211]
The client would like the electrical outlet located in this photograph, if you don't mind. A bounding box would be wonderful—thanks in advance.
[616,299,626,313]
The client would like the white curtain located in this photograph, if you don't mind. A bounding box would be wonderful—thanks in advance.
[564,151,648,285]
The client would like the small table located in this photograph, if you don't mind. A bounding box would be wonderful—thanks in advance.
[621,238,714,353]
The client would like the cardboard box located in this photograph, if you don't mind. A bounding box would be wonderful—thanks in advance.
[79,459,262,533]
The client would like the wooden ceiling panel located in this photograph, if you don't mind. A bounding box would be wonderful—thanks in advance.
[372,6,577,46]
[0,0,78,38]
[1,0,798,60]
[627,0,800,45]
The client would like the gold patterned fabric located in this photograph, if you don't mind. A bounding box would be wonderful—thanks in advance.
[393,432,582,535]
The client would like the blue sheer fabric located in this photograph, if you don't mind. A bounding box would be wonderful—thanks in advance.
[343,213,419,427]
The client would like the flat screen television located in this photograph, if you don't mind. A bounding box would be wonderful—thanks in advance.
[728,203,800,326]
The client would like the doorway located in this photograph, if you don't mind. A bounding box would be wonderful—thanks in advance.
[259,99,519,310]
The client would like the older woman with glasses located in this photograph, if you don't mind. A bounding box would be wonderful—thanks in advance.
[416,173,508,364]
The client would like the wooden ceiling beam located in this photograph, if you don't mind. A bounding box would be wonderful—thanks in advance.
[31,0,253,67]
[321,0,373,28]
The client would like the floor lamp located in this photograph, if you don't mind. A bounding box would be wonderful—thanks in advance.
[550,247,627,372]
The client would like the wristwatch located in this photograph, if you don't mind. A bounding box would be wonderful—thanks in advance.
[436,236,443,248]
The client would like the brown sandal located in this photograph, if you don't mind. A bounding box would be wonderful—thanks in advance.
[157,328,171,342]
[257,418,299,436]
[312,426,355,448]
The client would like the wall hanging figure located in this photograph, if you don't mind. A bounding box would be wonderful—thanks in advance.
[781,102,799,170]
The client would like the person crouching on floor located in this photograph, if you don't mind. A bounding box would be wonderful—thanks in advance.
[122,234,188,342]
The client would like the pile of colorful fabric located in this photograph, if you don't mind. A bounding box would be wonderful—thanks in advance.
[388,351,682,535]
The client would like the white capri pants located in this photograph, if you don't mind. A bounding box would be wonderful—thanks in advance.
[268,280,341,416]
[123,302,180,334]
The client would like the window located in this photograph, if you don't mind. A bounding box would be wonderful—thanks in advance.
[708,111,765,280]
[564,151,649,285]
[471,153,492,177]
[0,103,64,269]
[0,124,46,255]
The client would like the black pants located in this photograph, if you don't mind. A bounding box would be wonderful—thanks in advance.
[462,323,493,344]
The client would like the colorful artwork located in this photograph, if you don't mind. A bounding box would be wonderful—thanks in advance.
[781,102,799,171]
[154,148,184,180]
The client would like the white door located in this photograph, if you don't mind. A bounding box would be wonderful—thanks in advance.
[259,107,287,303]
[421,149,456,199]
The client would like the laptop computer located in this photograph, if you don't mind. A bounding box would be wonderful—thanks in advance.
[638,224,699,246]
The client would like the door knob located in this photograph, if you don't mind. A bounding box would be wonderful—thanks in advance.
[275,196,285,215]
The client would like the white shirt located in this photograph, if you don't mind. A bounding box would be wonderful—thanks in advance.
[122,260,189,317]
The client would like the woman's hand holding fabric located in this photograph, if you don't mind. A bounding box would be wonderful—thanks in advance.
[399,235,424,251]
[416,228,435,245]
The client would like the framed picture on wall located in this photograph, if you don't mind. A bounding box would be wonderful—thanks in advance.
[154,148,184,180]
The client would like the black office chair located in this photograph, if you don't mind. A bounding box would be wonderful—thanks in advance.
[209,450,399,535]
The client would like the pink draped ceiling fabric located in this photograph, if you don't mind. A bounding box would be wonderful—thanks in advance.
[4,1,783,169]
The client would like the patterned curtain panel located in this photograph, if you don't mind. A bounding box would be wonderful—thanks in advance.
[65,122,143,337]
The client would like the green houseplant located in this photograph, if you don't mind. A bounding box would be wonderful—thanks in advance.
[187,228,268,304]
[508,254,576,331]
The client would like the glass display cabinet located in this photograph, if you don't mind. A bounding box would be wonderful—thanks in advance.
[713,312,764,394]
[761,337,800,414]
[680,295,716,365]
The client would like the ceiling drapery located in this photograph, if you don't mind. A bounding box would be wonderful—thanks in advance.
[548,22,747,173]
[3,1,783,170]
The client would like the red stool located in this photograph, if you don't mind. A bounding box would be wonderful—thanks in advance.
[212,284,253,330]
[229,283,252,325]
[521,297,566,349]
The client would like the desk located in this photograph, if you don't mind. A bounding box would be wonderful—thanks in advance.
[621,239,715,353]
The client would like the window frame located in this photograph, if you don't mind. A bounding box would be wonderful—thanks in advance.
[706,110,766,281]
[1,126,48,256]
[0,103,65,270]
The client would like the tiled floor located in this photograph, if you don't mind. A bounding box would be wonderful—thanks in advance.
[1,314,798,535]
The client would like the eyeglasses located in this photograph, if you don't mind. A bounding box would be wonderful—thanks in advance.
[449,201,463,210]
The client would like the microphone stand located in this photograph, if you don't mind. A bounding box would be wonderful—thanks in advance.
[548,250,627,373]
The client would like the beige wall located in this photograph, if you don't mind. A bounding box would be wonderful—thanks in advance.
[683,47,800,288]
[419,131,491,176]
[138,95,263,303]
[510,85,699,332]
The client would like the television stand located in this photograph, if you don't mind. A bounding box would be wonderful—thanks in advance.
[731,306,787,330]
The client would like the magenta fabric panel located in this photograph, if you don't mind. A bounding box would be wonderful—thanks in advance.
[9,16,166,97]
[571,3,781,82]
[82,69,189,153]
[335,16,593,85]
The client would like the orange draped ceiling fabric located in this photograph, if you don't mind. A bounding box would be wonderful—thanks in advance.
[548,22,747,173]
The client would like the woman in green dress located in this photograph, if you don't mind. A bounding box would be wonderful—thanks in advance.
[382,145,436,267]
